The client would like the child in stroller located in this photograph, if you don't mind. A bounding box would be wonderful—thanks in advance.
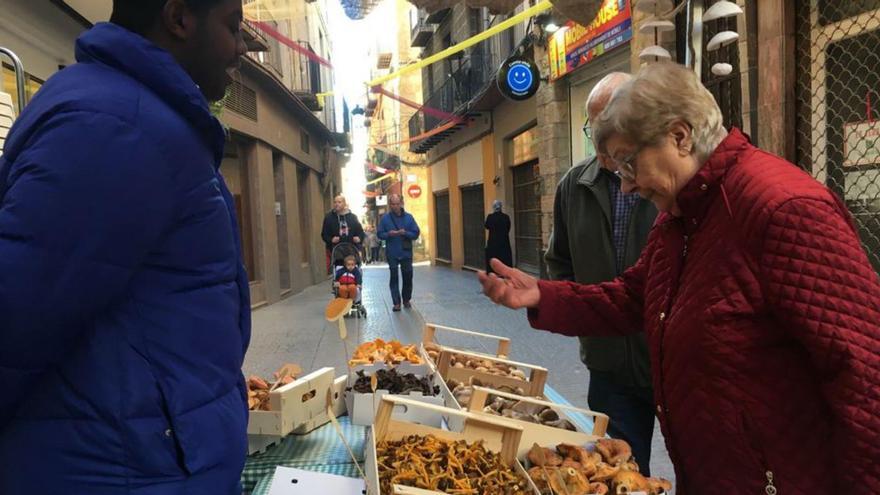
[335,255,361,299]
[331,243,367,317]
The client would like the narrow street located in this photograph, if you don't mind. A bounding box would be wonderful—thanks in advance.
[244,262,676,484]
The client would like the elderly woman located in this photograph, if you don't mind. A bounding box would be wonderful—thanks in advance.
[479,62,880,494]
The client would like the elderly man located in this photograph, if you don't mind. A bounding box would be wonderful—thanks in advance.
[377,194,420,311]
[321,194,365,272]
[544,72,658,475]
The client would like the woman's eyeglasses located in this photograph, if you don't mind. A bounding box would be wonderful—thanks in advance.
[608,148,640,182]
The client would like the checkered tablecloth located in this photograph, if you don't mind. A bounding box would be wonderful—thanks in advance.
[241,416,367,495]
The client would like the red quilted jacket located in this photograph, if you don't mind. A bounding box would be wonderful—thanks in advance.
[529,129,880,494]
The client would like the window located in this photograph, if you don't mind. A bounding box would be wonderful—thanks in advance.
[301,130,310,154]
[1,63,44,115]
[469,8,483,36]
[226,80,258,121]
[308,44,322,94]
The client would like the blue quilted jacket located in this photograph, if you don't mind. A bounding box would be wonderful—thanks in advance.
[0,23,251,494]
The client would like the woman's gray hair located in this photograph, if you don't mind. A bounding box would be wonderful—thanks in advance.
[594,62,728,164]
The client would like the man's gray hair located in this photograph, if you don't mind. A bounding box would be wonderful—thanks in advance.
[594,62,727,164]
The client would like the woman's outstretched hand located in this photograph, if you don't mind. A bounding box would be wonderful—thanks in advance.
[477,258,541,309]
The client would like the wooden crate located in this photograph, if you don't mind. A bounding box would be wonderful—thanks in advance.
[364,396,541,495]
[248,367,335,438]
[467,386,609,458]
[331,374,348,418]
[436,348,548,398]
[420,323,511,364]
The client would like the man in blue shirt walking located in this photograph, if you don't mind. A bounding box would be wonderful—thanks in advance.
[377,194,421,311]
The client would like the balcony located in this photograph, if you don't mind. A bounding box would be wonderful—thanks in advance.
[411,18,435,48]
[407,46,496,153]
[242,20,269,52]
[425,8,451,24]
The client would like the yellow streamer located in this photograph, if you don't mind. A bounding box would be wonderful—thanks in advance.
[366,172,396,185]
[366,0,552,88]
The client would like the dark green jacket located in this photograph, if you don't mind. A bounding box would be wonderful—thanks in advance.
[544,157,658,388]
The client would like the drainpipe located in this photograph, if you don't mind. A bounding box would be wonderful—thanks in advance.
[0,47,27,113]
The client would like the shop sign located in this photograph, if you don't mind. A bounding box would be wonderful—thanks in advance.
[497,56,541,101]
[407,184,422,199]
[843,120,880,167]
[547,0,633,81]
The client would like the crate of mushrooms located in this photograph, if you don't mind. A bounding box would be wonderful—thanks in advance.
[345,364,445,426]
[524,440,673,495]
[247,367,342,454]
[436,348,547,400]
[466,386,610,458]
[420,323,511,369]
[364,395,542,495]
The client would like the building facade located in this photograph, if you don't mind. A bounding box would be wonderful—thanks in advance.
[0,0,348,307]
[365,0,431,261]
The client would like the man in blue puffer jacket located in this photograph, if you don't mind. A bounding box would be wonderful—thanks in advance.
[0,1,251,494]
[377,194,420,311]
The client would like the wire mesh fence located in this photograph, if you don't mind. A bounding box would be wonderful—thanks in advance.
[795,0,880,273]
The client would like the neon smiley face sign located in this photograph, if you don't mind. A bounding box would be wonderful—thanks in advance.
[497,56,540,101]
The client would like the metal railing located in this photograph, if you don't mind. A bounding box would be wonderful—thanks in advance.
[0,47,27,112]
[407,43,499,139]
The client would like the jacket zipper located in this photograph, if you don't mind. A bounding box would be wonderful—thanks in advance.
[741,411,777,494]
[655,227,690,489]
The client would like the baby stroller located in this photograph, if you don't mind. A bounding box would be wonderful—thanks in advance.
[330,242,367,318]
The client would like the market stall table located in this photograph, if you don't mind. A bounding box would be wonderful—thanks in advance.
[241,385,599,495]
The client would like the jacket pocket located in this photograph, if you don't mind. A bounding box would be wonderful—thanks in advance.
[740,410,778,495]
[124,339,190,478]
[124,380,190,478]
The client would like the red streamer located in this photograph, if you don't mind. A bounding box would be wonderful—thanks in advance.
[371,86,464,123]
[250,21,333,68]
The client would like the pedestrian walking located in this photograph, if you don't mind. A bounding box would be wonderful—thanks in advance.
[366,226,381,264]
[544,73,658,475]
[484,200,513,273]
[0,1,251,493]
[479,62,880,494]
[321,194,364,273]
[377,194,420,311]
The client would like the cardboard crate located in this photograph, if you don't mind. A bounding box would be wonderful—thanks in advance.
[345,363,445,426]
[364,396,541,495]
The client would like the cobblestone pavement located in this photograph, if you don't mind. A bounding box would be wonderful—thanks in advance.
[244,262,676,488]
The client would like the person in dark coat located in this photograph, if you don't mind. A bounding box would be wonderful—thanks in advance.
[0,2,250,493]
[321,194,364,271]
[484,200,512,273]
